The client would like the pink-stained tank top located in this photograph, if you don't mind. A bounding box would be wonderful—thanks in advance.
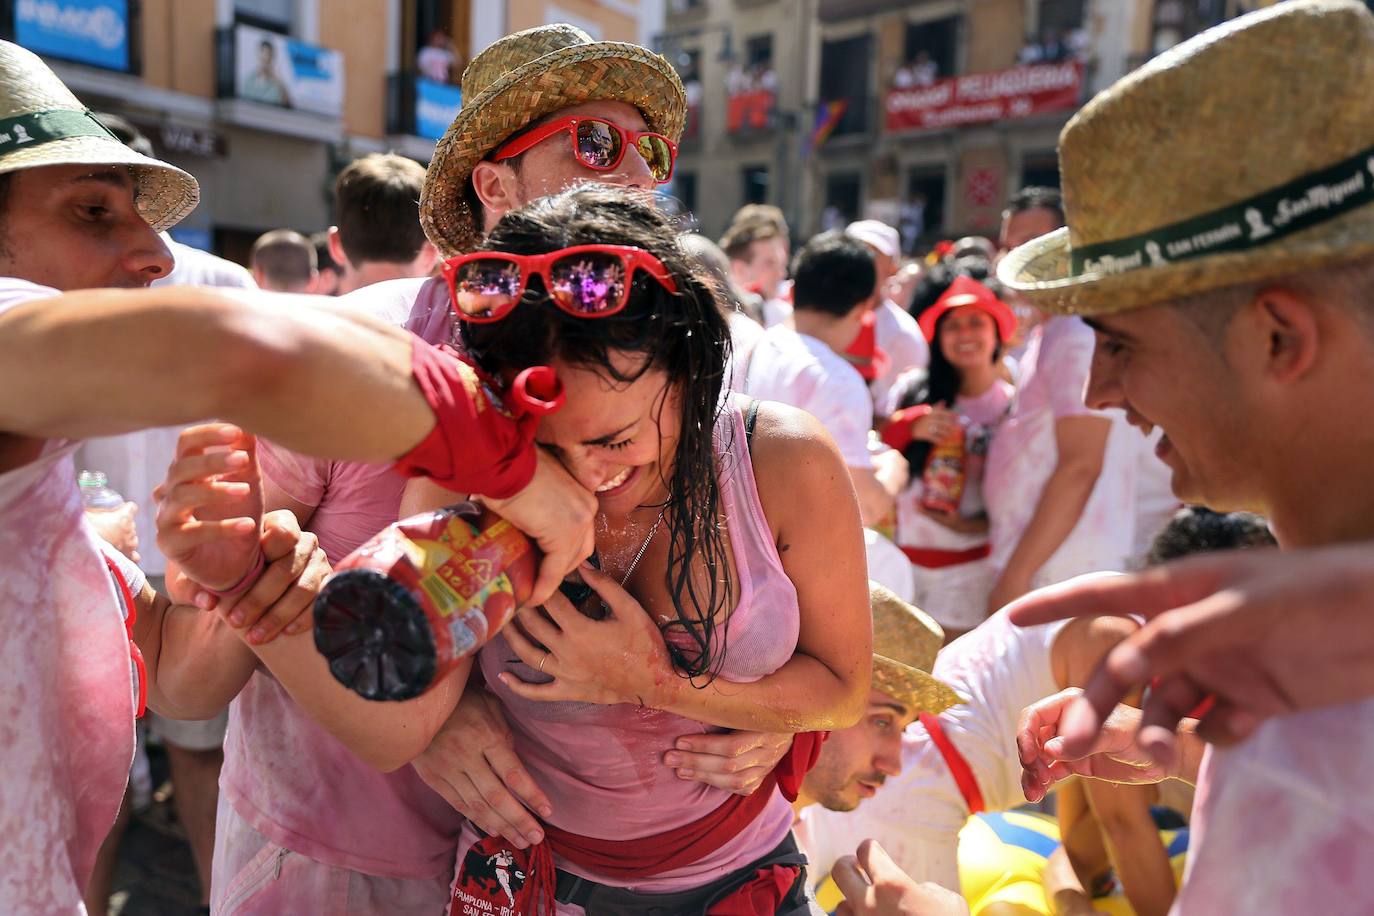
[467,395,801,894]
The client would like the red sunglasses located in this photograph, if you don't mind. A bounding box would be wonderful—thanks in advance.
[491,116,678,183]
[442,244,680,323]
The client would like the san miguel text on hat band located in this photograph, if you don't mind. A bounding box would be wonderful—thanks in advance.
[1071,142,1374,277]
[0,109,119,153]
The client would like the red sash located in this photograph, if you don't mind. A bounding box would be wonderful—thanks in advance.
[545,730,824,878]
[450,732,826,916]
[919,712,984,814]
[900,543,991,569]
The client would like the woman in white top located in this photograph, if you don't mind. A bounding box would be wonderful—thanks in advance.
[881,276,1016,638]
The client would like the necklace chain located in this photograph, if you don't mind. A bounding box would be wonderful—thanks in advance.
[618,507,665,586]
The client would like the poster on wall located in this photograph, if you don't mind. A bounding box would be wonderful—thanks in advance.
[234,23,344,118]
[15,0,131,72]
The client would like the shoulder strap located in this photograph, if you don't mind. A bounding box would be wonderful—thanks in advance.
[744,398,761,453]
[919,712,985,814]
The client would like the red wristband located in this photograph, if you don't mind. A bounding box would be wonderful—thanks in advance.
[202,549,265,600]
[879,404,933,452]
[393,337,562,498]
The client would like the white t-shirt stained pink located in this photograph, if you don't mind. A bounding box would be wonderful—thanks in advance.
[984,316,1139,586]
[792,607,1068,891]
[0,279,137,912]
[743,325,874,469]
[870,298,930,414]
[1171,698,1374,915]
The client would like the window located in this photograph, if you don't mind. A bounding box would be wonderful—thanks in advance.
[675,172,698,217]
[1152,0,1245,54]
[235,0,293,32]
[742,166,770,205]
[728,35,776,134]
[672,48,703,140]
[1038,0,1086,33]
[900,17,958,85]
[905,169,945,240]
[820,35,872,137]
[825,172,862,226]
[1020,153,1060,190]
[745,34,773,70]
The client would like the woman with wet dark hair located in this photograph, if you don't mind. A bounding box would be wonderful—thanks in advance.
[406,184,871,914]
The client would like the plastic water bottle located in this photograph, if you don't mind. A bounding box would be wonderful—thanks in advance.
[78,470,125,511]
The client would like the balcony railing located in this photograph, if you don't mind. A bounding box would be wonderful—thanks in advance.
[727,88,776,136]
[387,71,462,141]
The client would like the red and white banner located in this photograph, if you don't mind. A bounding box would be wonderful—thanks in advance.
[884,61,1082,133]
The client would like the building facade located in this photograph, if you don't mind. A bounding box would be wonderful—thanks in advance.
[665,0,1283,246]
[3,0,662,263]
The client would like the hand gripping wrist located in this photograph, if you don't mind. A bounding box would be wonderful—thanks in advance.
[202,549,266,600]
[393,337,565,498]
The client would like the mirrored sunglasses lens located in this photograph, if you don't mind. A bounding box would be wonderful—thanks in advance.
[575,120,622,170]
[455,259,522,318]
[549,253,627,314]
[635,135,673,181]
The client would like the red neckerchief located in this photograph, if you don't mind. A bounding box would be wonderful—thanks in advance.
[919,712,984,814]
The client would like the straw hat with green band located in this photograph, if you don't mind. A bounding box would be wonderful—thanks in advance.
[420,24,686,258]
[868,582,964,717]
[0,41,198,231]
[998,0,1374,316]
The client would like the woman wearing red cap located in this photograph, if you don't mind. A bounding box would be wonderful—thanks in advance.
[880,276,1017,639]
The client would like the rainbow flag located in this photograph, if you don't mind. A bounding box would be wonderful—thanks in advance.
[804,99,849,156]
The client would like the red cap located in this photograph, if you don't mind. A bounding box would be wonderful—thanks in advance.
[842,309,890,381]
[917,275,1017,344]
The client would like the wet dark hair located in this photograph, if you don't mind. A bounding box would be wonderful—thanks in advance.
[459,184,733,679]
[893,308,1002,470]
[1146,507,1276,566]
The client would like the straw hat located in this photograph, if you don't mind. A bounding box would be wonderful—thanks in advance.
[869,582,963,716]
[0,41,197,231]
[998,0,1374,315]
[420,24,686,257]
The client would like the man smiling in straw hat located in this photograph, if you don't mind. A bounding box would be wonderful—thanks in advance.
[988,2,1374,914]
[0,38,599,913]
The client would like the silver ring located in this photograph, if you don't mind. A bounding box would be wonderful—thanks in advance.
[538,652,549,673]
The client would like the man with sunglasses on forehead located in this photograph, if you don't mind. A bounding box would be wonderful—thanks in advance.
[220,24,785,914]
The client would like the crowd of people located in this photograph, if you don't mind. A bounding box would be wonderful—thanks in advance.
[5,2,1374,915]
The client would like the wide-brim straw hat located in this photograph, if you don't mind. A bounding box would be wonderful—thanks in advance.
[0,41,197,231]
[869,582,963,716]
[998,0,1374,316]
[420,24,686,257]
